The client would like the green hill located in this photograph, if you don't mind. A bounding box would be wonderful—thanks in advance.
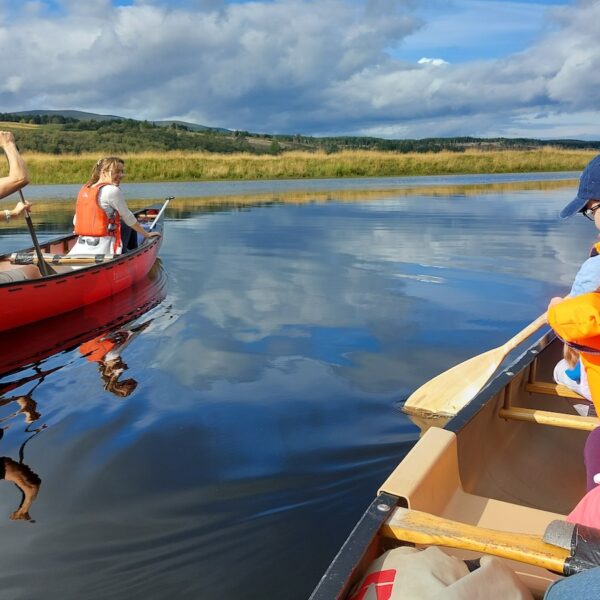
[11,109,228,133]
[2,110,600,155]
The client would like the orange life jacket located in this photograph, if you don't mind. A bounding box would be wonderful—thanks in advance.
[74,183,121,251]
[590,241,600,258]
[79,336,117,362]
[548,291,600,414]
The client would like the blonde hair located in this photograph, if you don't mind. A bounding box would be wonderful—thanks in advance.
[85,156,125,187]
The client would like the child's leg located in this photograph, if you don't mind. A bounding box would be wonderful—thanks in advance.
[554,358,594,416]
[554,358,592,399]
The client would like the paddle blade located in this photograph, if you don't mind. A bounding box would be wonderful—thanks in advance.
[403,346,505,418]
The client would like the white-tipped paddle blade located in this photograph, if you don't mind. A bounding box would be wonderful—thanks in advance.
[403,347,504,418]
[403,314,548,418]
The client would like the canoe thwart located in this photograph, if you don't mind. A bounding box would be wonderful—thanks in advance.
[383,507,572,574]
[10,252,115,266]
[525,381,585,400]
[499,407,600,431]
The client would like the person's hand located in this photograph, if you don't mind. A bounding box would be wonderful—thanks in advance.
[0,131,15,148]
[144,231,161,239]
[547,296,565,310]
[13,200,32,217]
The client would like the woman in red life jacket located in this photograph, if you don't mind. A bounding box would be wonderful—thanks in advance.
[0,131,32,220]
[69,156,160,255]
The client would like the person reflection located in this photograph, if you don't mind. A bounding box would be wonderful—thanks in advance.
[1,456,41,521]
[79,320,151,397]
[0,394,43,521]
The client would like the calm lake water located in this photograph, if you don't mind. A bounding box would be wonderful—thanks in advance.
[0,173,590,599]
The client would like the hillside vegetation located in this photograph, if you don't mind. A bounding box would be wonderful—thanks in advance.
[2,112,600,156]
[0,112,597,183]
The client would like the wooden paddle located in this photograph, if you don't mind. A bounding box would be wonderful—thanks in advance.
[149,196,172,231]
[18,190,56,277]
[382,507,571,574]
[403,313,548,418]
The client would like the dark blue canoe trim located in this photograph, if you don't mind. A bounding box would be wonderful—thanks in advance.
[309,492,402,600]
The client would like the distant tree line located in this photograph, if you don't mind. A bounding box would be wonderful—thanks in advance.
[2,112,600,155]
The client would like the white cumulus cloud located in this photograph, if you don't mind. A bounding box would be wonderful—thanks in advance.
[0,0,598,138]
[417,57,449,66]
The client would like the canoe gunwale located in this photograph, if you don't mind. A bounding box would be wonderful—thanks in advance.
[308,492,401,600]
[445,327,556,434]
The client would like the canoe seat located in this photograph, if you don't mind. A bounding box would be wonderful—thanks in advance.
[379,427,563,595]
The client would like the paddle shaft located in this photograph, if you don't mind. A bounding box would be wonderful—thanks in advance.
[383,507,570,574]
[499,313,548,355]
[149,197,172,231]
[18,189,55,277]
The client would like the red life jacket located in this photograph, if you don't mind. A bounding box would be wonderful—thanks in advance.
[74,183,121,250]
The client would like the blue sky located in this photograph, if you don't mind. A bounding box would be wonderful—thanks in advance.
[1,0,599,139]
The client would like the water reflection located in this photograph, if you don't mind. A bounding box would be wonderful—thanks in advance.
[0,261,167,525]
[0,373,45,522]
[0,176,595,599]
[79,320,151,398]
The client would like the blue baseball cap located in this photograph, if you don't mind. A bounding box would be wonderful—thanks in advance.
[560,154,600,219]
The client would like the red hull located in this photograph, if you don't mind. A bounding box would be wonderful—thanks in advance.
[0,260,167,378]
[0,206,165,333]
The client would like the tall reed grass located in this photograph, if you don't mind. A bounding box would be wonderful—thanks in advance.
[8,148,597,185]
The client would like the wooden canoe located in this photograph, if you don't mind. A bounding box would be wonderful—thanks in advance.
[310,328,600,599]
[0,203,168,333]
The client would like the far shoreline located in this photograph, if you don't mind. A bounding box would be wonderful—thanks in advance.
[7,148,595,185]
[10,172,579,214]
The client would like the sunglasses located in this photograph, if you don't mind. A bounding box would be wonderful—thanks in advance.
[582,203,600,221]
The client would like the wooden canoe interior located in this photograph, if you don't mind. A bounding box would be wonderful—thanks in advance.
[340,337,598,600]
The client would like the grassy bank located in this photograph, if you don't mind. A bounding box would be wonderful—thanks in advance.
[7,148,597,185]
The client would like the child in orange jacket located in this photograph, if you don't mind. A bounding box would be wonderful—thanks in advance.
[548,155,600,414]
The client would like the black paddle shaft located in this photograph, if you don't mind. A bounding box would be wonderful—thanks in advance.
[18,189,56,277]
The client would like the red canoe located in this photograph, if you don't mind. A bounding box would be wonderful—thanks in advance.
[0,259,167,379]
[0,202,168,333]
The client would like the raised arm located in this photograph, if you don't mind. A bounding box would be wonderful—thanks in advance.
[0,131,29,199]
